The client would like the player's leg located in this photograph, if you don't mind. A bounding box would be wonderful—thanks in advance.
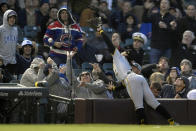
[124,76,146,124]
[135,108,146,124]
[155,105,176,125]
[142,79,176,125]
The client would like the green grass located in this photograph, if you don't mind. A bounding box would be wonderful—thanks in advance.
[0,124,196,131]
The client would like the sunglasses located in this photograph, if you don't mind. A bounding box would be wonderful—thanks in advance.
[80,73,90,77]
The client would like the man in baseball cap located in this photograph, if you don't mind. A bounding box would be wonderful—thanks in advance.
[122,32,148,65]
[16,39,34,75]
[20,39,34,57]
[131,62,142,74]
[132,32,148,45]
[21,40,33,47]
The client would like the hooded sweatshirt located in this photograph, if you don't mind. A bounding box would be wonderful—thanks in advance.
[43,8,83,56]
[20,57,45,87]
[0,9,18,65]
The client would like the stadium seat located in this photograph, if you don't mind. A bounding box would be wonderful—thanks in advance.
[73,69,83,77]
[24,25,41,40]
[81,62,93,72]
[102,27,113,37]
[124,38,133,47]
[102,63,113,73]
[16,26,24,43]
[139,23,152,39]
[81,26,95,40]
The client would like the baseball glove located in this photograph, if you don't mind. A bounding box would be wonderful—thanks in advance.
[87,17,102,31]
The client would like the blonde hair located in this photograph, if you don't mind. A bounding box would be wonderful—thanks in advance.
[149,72,165,85]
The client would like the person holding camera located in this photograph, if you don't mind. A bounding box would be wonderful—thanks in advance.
[20,57,45,87]
[121,32,147,65]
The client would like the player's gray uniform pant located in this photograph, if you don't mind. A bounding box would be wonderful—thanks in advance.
[124,72,160,110]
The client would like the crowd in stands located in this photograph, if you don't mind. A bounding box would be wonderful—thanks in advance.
[0,0,196,101]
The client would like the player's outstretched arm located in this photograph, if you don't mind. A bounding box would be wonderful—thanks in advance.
[88,17,115,54]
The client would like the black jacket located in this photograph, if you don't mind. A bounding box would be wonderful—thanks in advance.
[124,45,144,65]
[176,16,196,41]
[170,43,196,69]
[142,10,176,49]
[75,43,98,66]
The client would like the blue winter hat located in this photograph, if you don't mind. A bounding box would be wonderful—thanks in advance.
[170,67,181,77]
[59,64,66,68]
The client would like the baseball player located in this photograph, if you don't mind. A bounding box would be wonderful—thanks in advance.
[92,19,176,124]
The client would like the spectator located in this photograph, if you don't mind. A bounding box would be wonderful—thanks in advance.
[165,67,181,85]
[76,70,110,98]
[70,0,91,21]
[16,40,35,79]
[176,4,196,42]
[150,81,162,98]
[117,13,139,42]
[79,0,99,27]
[90,63,128,99]
[33,0,40,11]
[188,75,196,89]
[17,0,38,28]
[111,32,124,49]
[169,7,183,19]
[98,0,111,28]
[0,9,18,75]
[169,0,185,16]
[42,57,71,123]
[43,7,83,67]
[170,30,196,68]
[180,59,194,78]
[36,0,50,43]
[111,0,135,30]
[179,58,196,89]
[91,64,114,98]
[43,57,70,98]
[20,57,45,87]
[142,0,177,64]
[0,0,8,25]
[46,7,58,26]
[149,72,165,86]
[88,31,112,63]
[161,76,191,98]
[121,32,147,65]
[7,0,20,13]
[0,55,12,83]
[57,0,69,10]
[58,63,70,86]
[142,56,170,80]
[49,0,58,8]
[74,32,98,67]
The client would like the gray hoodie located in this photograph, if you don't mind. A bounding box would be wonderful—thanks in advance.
[20,58,45,87]
[0,9,18,65]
